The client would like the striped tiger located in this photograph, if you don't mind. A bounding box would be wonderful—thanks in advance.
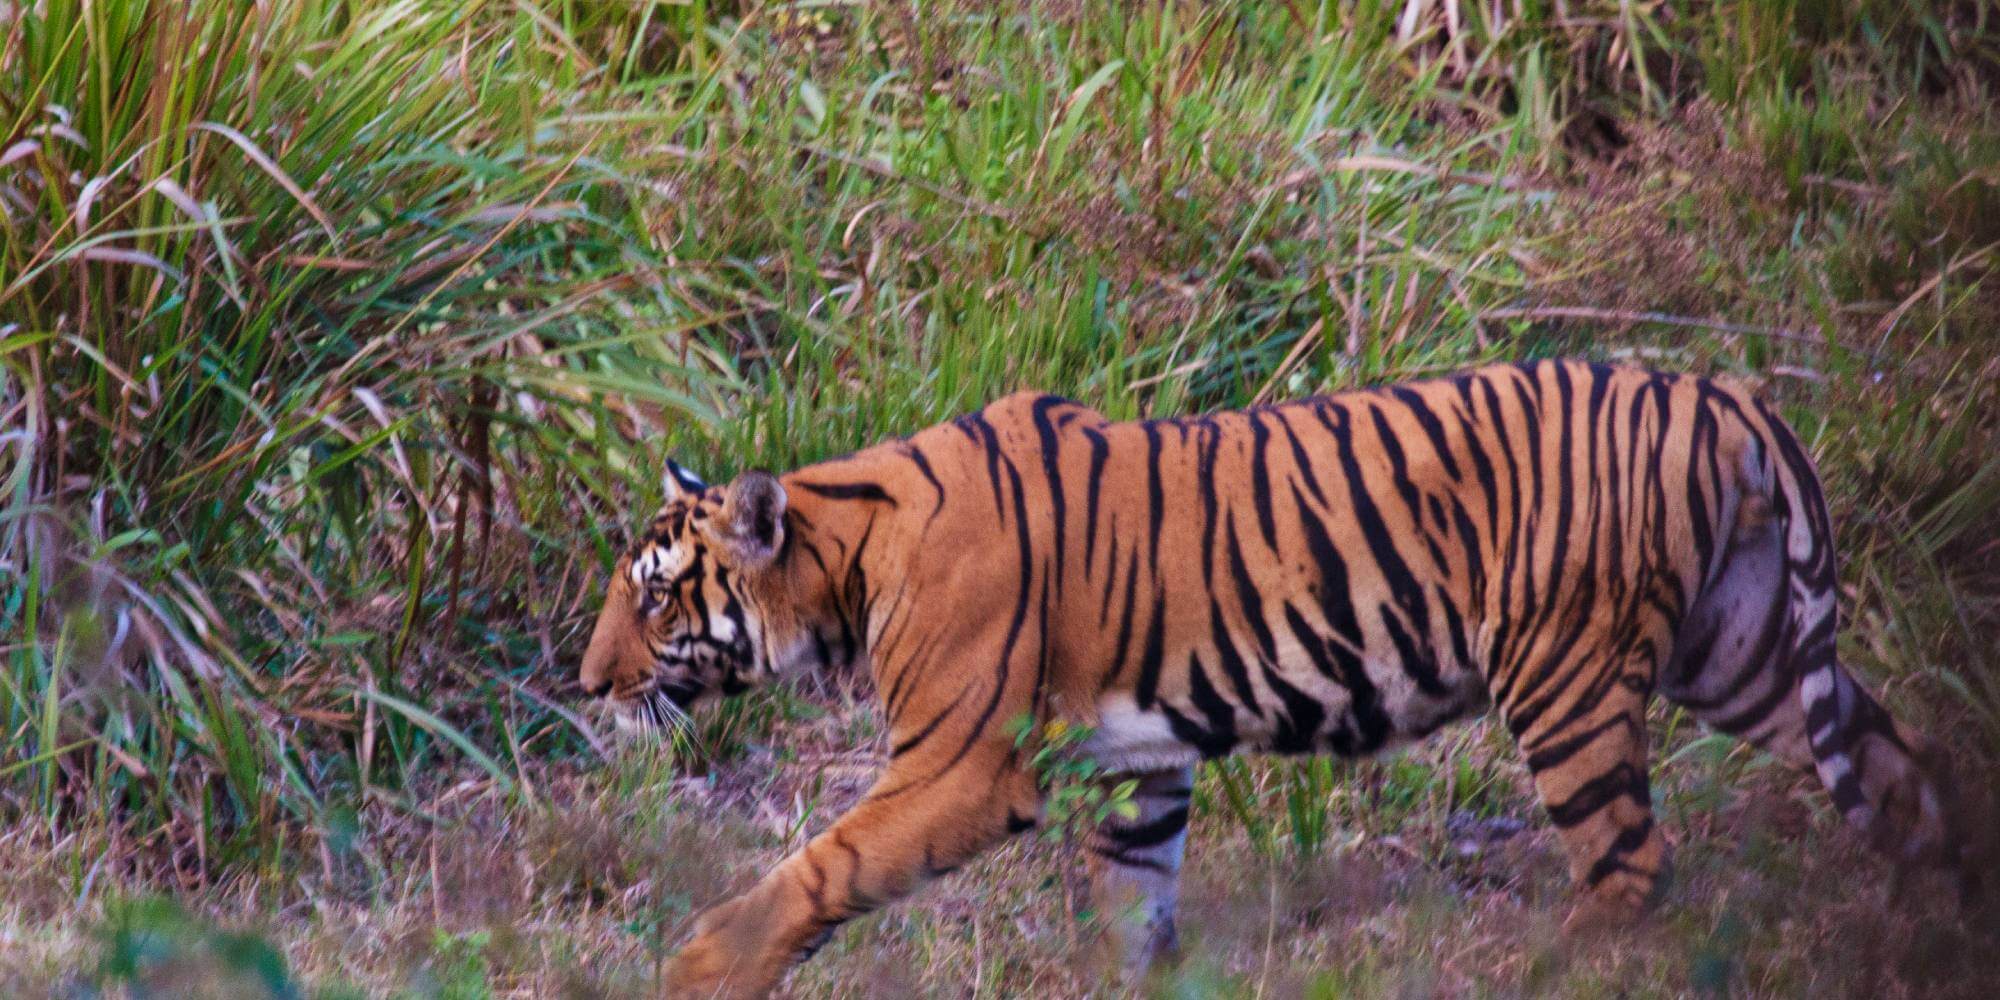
[578,359,1963,998]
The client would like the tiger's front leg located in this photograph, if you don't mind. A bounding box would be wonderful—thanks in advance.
[1508,654,1671,933]
[1083,766,1194,981]
[662,740,1039,998]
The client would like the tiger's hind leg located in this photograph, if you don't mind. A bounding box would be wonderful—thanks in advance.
[1505,642,1672,933]
[1660,491,1814,767]
[1665,489,1962,887]
[1082,765,1193,981]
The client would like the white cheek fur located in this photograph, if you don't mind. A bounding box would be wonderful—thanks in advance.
[707,614,737,642]
[629,544,680,585]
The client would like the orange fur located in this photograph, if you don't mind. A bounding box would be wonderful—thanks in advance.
[580,361,1954,998]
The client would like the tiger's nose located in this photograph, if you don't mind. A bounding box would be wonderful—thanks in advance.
[581,678,613,698]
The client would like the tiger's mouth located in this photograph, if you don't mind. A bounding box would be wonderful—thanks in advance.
[605,679,704,739]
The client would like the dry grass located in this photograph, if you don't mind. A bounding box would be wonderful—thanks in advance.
[5,700,1994,997]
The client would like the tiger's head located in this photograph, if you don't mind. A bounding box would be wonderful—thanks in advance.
[578,459,793,734]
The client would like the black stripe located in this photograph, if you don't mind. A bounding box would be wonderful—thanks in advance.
[1143,421,1166,571]
[794,480,899,505]
[1478,374,1523,680]
[958,413,1008,520]
[1686,396,1717,577]
[1101,806,1190,849]
[1082,426,1110,574]
[1584,816,1657,887]
[1086,843,1173,873]
[1449,375,1502,545]
[1322,401,1444,696]
[1170,658,1240,757]
[1523,712,1635,772]
[1389,386,1463,482]
[1368,404,1425,525]
[1249,410,1279,550]
[1265,667,1326,754]
[938,448,1037,775]
[1273,409,1330,508]
[905,445,946,520]
[1105,547,1142,686]
[1223,515,1279,664]
[1134,591,1168,708]
[1291,482,1365,649]
[1197,420,1222,587]
[1291,601,1386,753]
[891,689,963,757]
[1544,761,1649,829]
[1437,583,1472,674]
[1030,396,1071,592]
[1207,603,1262,711]
[1706,663,1797,737]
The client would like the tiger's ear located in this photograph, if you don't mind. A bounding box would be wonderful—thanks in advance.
[661,458,707,504]
[720,470,786,566]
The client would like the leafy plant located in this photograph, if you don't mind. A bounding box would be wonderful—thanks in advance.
[95,897,301,999]
[1006,714,1138,841]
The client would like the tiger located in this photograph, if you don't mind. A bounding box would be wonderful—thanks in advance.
[577,359,1966,998]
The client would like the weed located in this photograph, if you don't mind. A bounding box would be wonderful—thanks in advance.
[1008,714,1139,840]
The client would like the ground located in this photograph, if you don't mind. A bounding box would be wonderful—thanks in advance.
[5,694,1994,997]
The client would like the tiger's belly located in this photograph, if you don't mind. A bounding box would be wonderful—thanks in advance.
[1080,646,1488,775]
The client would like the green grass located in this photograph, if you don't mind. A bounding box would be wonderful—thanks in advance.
[3,0,1997,995]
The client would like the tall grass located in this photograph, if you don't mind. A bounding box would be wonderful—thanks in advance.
[2,0,1995,923]
[1,0,736,867]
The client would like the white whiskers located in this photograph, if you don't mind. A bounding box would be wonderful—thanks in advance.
[612,686,697,748]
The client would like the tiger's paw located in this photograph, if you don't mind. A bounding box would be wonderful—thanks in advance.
[661,898,781,999]
[1082,917,1181,987]
[1560,882,1653,939]
[661,934,769,1000]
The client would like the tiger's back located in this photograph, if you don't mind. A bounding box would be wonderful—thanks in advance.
[904,363,1779,767]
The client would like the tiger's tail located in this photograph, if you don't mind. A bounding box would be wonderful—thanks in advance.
[1754,412,1967,889]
